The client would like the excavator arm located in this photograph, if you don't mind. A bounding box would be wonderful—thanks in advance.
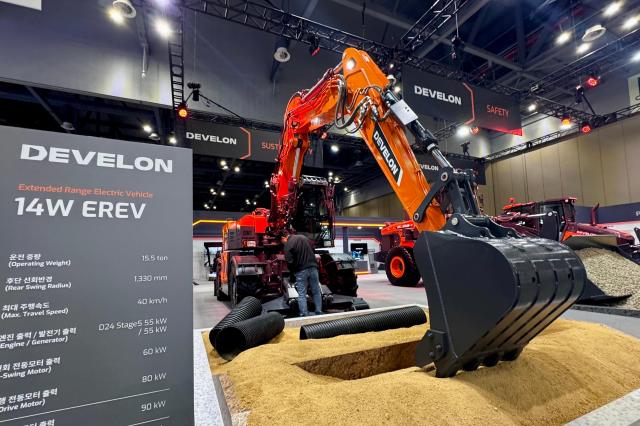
[271,48,587,377]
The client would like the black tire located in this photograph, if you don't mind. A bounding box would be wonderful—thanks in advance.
[214,263,228,301]
[385,246,420,287]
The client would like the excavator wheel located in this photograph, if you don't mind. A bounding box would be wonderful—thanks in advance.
[385,246,421,287]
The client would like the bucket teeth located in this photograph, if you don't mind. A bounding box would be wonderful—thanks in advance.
[413,231,586,377]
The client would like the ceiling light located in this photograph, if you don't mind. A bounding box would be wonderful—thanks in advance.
[632,51,640,61]
[585,75,600,88]
[142,124,152,133]
[168,135,177,144]
[581,121,592,134]
[357,226,363,230]
[155,18,172,39]
[604,1,622,17]
[576,43,591,55]
[345,58,356,71]
[209,188,216,194]
[220,160,227,167]
[330,144,339,153]
[582,24,606,42]
[334,177,340,183]
[456,125,470,137]
[560,113,572,128]
[274,37,290,63]
[389,63,394,69]
[252,201,257,205]
[393,85,401,94]
[177,101,188,119]
[344,187,349,192]
[245,199,250,205]
[264,181,269,188]
[527,103,537,112]
[108,7,125,24]
[222,165,229,171]
[149,132,160,141]
[203,203,210,210]
[328,171,333,177]
[556,31,571,45]
[233,166,240,173]
[213,205,217,210]
[220,191,225,196]
[623,16,639,29]
[308,35,320,56]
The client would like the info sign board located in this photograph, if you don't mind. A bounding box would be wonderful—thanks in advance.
[185,119,324,168]
[403,67,522,135]
[0,126,193,425]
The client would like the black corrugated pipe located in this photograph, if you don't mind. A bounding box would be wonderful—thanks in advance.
[215,312,285,361]
[299,306,427,340]
[209,296,262,348]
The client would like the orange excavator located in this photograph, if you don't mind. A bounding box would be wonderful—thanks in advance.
[217,48,586,377]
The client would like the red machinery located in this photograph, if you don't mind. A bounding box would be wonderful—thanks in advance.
[496,197,640,264]
[216,48,586,377]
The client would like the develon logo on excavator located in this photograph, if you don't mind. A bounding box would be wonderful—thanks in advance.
[372,123,403,186]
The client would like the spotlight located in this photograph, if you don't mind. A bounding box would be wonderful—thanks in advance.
[245,199,250,205]
[222,165,229,171]
[577,43,591,54]
[389,63,394,69]
[623,16,639,29]
[456,125,470,137]
[585,75,600,88]
[345,58,356,71]
[581,121,592,134]
[252,201,257,206]
[220,160,227,167]
[604,1,622,17]
[308,35,320,56]
[334,177,340,183]
[168,135,177,144]
[632,51,640,61]
[527,103,537,112]
[582,24,606,42]
[470,126,480,135]
[108,7,125,24]
[149,132,160,141]
[560,113,572,128]
[344,187,349,192]
[328,171,333,177]
[330,144,339,153]
[264,181,269,188]
[357,226,363,230]
[203,203,210,210]
[274,38,290,63]
[220,191,226,197]
[556,31,571,45]
[234,166,240,173]
[213,205,217,210]
[209,188,216,195]
[142,124,153,133]
[155,18,172,38]
[177,102,188,119]
[393,85,401,94]
[187,82,201,102]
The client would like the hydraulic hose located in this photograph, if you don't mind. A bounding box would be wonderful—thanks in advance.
[209,296,262,349]
[215,312,285,361]
[299,306,427,340]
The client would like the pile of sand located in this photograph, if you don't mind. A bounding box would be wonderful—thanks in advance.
[205,319,640,425]
[577,248,640,310]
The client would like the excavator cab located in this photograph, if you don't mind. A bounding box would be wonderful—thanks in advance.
[290,175,335,248]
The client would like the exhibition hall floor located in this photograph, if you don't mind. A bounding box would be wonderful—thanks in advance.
[193,273,640,338]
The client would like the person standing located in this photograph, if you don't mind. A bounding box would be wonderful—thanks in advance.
[283,233,323,316]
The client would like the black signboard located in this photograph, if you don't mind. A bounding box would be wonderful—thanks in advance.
[0,126,193,425]
[403,67,522,135]
[186,120,323,168]
[416,153,486,185]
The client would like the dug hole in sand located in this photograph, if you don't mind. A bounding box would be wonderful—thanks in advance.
[204,317,640,425]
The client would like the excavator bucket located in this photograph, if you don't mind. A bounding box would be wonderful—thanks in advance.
[413,214,586,377]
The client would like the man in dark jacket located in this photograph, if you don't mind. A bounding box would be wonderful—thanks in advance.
[283,233,323,316]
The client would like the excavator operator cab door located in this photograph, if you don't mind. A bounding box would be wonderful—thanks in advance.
[540,202,566,236]
[290,176,335,249]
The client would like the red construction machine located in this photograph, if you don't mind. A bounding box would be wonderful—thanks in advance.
[496,197,640,264]
[216,48,586,377]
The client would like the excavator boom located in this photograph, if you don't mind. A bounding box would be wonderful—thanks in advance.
[275,48,586,377]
